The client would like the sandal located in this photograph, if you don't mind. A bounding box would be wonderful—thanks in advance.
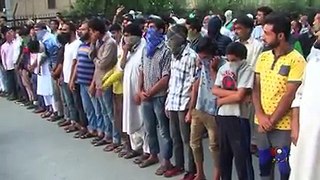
[133,154,150,164]
[124,150,142,159]
[118,149,128,158]
[155,164,174,176]
[94,139,111,147]
[103,144,120,152]
[91,136,104,144]
[41,111,52,118]
[74,129,87,138]
[139,158,159,168]
[80,132,96,139]
[113,144,124,153]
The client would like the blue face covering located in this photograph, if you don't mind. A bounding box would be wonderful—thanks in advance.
[145,28,165,58]
[36,29,47,41]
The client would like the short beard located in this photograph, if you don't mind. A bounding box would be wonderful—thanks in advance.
[266,39,280,49]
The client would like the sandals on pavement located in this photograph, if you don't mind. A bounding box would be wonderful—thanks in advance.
[139,158,159,168]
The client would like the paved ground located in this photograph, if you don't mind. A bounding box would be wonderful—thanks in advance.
[0,97,266,180]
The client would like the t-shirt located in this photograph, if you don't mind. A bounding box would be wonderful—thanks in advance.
[76,42,94,86]
[215,60,254,118]
[255,50,306,130]
[63,39,82,83]
[195,58,223,115]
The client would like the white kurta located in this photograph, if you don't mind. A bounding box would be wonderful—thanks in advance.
[37,53,53,96]
[290,47,320,180]
[122,40,146,134]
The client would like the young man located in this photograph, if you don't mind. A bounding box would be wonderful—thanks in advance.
[189,37,221,180]
[252,6,273,41]
[253,14,306,180]
[120,24,149,159]
[138,19,173,174]
[185,18,202,51]
[87,18,119,149]
[213,42,254,180]
[234,15,264,154]
[289,32,320,180]
[165,24,196,180]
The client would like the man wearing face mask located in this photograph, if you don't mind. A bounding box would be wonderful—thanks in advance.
[35,22,64,121]
[207,16,232,56]
[165,24,197,180]
[137,18,173,174]
[185,17,202,51]
[120,24,150,160]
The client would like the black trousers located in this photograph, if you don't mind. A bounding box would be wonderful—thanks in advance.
[216,116,254,180]
[5,69,18,98]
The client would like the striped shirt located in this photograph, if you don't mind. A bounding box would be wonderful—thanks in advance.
[76,42,95,85]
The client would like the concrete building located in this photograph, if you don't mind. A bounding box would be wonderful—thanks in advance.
[3,0,75,19]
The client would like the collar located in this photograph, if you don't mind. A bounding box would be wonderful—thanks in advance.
[271,47,294,60]
[240,36,254,44]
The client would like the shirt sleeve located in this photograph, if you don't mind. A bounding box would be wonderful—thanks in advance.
[237,65,254,89]
[214,68,223,87]
[161,50,171,77]
[255,53,264,74]
[291,83,303,108]
[288,54,306,82]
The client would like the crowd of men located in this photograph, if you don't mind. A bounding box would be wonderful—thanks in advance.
[0,5,319,180]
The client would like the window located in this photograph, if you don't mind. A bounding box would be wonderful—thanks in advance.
[48,0,56,9]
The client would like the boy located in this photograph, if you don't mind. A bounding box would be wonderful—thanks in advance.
[189,37,221,180]
[213,42,254,180]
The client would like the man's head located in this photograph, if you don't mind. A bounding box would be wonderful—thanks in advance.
[5,29,14,42]
[313,12,320,33]
[122,14,134,27]
[50,19,59,32]
[109,23,122,43]
[88,18,106,43]
[78,21,90,42]
[234,15,254,41]
[207,16,222,39]
[226,42,247,62]
[148,18,166,34]
[291,20,302,34]
[34,22,48,41]
[123,23,142,48]
[299,15,309,26]
[256,6,273,25]
[185,18,201,40]
[0,16,6,26]
[196,36,218,59]
[61,21,77,42]
[202,15,211,30]
[166,24,188,55]
[262,13,291,49]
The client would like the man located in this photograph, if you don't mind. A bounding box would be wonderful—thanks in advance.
[120,24,150,159]
[252,13,306,180]
[289,31,320,180]
[185,18,202,51]
[234,16,263,73]
[207,16,232,56]
[252,6,273,41]
[59,22,85,133]
[49,19,60,35]
[164,24,196,180]
[1,29,18,100]
[137,19,173,174]
[69,21,96,138]
[87,18,120,150]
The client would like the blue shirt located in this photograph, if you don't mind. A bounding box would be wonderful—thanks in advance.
[195,59,218,115]
[42,33,58,66]
[76,42,95,85]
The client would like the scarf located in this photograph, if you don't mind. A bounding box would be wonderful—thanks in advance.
[167,27,187,57]
[145,28,164,58]
[36,29,47,41]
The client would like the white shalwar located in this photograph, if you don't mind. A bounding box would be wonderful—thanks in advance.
[122,40,149,153]
[36,52,54,107]
[289,47,320,180]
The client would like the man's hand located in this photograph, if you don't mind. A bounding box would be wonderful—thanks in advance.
[89,83,96,97]
[139,91,150,102]
[116,5,125,16]
[69,82,75,92]
[257,113,273,132]
[134,94,141,105]
[185,110,192,123]
[291,127,299,146]
[217,98,223,107]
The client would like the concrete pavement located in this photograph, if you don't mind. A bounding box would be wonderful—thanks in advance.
[0,97,265,180]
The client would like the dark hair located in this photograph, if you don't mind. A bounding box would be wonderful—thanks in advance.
[19,27,30,36]
[88,18,106,34]
[28,40,40,53]
[133,18,146,27]
[257,6,273,16]
[226,42,247,60]
[218,14,226,24]
[150,18,166,33]
[50,19,59,26]
[264,13,291,41]
[196,36,218,56]
[186,18,202,32]
[109,23,122,32]
[123,14,134,22]
[105,19,112,27]
[64,21,77,33]
[292,19,302,32]
[35,22,47,30]
[235,15,254,30]
[169,24,188,39]
[123,23,142,37]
